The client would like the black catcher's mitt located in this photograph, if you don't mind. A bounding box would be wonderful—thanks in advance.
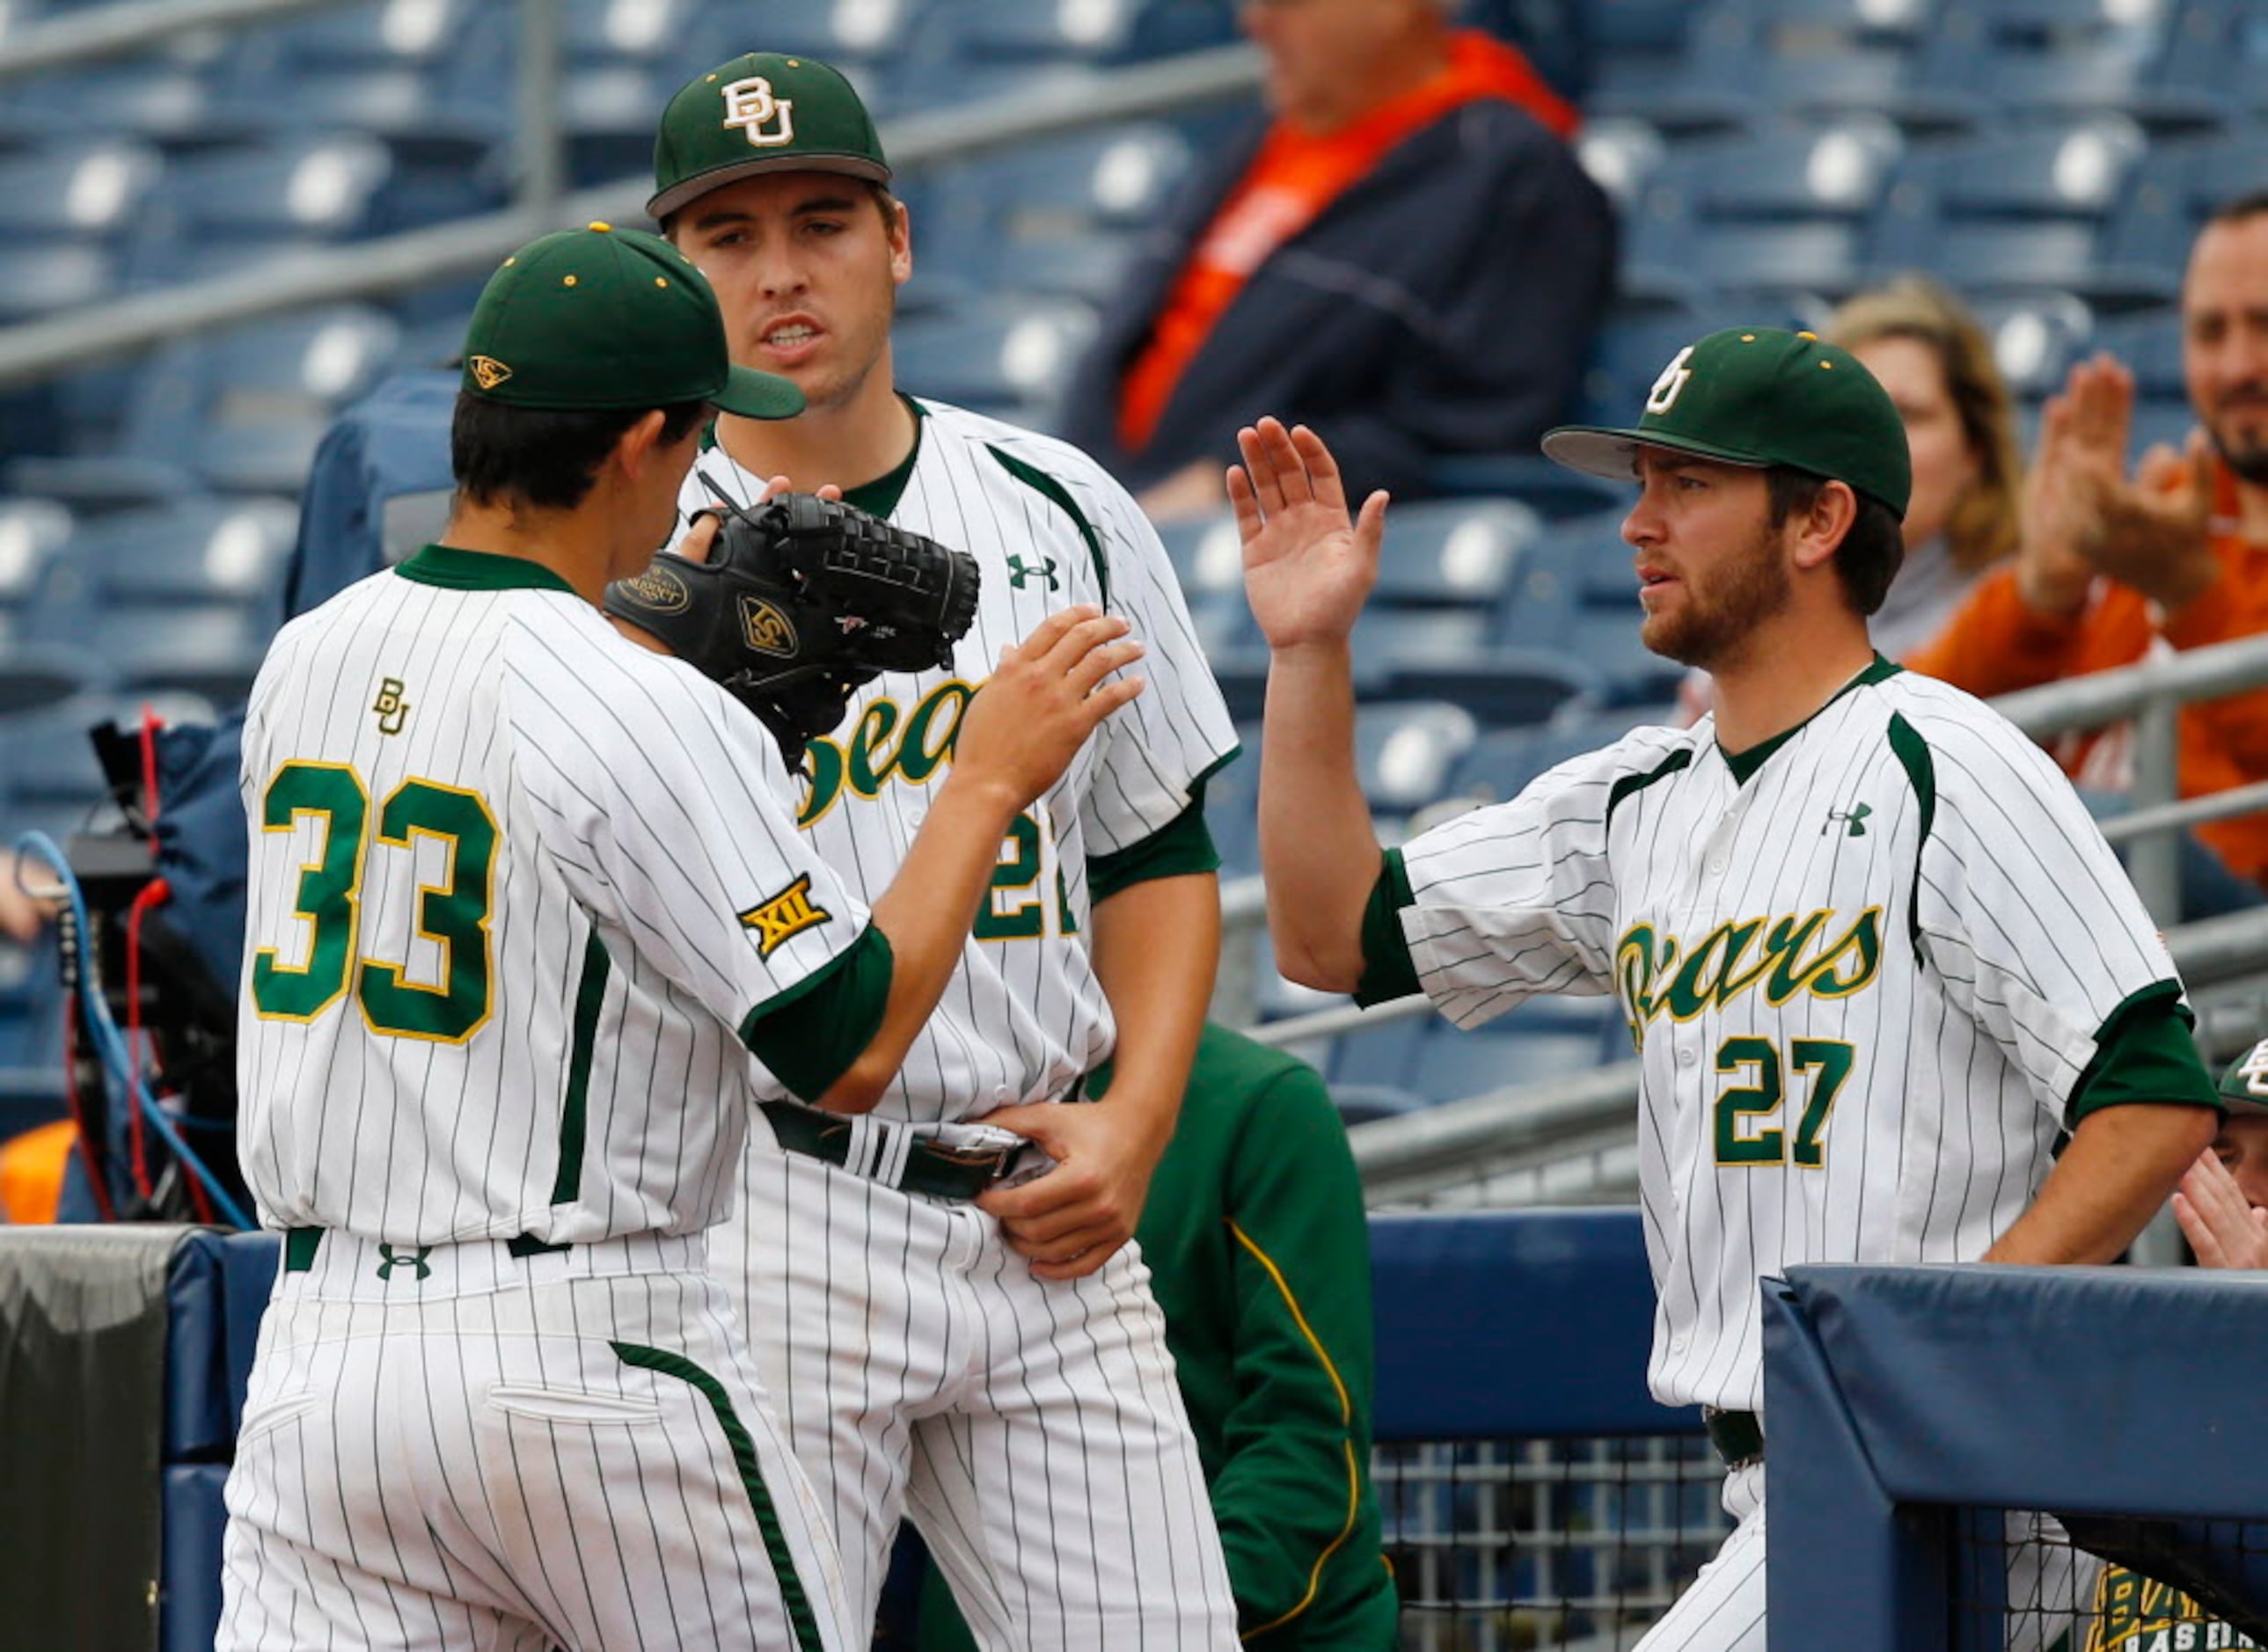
[606,492,981,769]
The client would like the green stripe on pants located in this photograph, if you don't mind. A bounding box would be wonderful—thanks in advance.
[610,1340,825,1652]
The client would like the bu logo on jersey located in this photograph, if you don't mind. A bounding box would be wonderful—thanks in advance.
[738,873,832,958]
[372,677,412,736]
[721,77,795,148]
[1616,907,1883,1047]
[740,595,798,657]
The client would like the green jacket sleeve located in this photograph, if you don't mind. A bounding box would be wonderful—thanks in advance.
[1211,1062,1381,1636]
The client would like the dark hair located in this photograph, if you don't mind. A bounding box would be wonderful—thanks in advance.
[1767,467,1906,618]
[450,394,709,512]
[2208,187,2268,230]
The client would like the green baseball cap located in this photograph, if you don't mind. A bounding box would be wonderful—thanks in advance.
[1543,326,1912,520]
[2218,1041,2268,1115]
[460,223,802,420]
[649,52,889,222]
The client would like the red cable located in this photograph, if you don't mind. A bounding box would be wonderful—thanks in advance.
[139,705,162,850]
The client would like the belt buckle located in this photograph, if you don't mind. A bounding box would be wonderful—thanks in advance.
[916,1140,1017,1188]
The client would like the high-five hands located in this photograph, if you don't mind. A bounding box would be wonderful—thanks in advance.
[1229,418,1388,654]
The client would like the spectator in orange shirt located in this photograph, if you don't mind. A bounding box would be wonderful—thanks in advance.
[1057,0,1613,519]
[1908,192,2268,913]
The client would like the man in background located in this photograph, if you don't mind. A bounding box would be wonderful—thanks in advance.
[1058,0,1613,517]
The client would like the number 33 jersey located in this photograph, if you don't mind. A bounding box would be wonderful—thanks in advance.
[236,546,872,1246]
[1369,661,2193,1413]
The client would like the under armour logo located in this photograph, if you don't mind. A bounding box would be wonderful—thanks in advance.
[1006,556,1058,591]
[1824,802,1872,837]
[372,676,412,736]
[376,1244,433,1282]
[721,77,796,148]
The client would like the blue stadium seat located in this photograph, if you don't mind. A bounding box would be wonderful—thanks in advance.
[0,637,109,718]
[1348,610,1496,697]
[1975,291,2095,398]
[0,141,162,239]
[1387,648,1602,730]
[1369,500,1541,609]
[2,59,220,146]
[92,609,271,705]
[924,122,1196,299]
[940,0,1154,64]
[0,704,113,808]
[86,308,405,497]
[2103,130,2268,281]
[1407,1006,1619,1104]
[2156,0,2268,116]
[1573,117,1671,216]
[0,501,74,616]
[1914,1,2208,124]
[148,136,398,267]
[1352,701,1481,814]
[2088,306,2185,401]
[1203,725,1259,874]
[1624,120,1902,297]
[0,246,118,325]
[1870,120,2164,300]
[64,499,299,613]
[892,301,1098,426]
[1152,512,1242,603]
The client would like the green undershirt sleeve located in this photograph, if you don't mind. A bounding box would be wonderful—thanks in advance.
[1353,848,1420,1009]
[1087,791,1221,904]
[2066,982,2223,1124]
[737,925,896,1106]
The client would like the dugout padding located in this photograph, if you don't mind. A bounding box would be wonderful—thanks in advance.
[1764,1263,2268,1648]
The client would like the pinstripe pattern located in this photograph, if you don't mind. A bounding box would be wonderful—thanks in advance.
[685,402,1240,1645]
[238,570,869,1242]
[1394,668,2182,1415]
[217,1235,855,1651]
[225,561,874,1648]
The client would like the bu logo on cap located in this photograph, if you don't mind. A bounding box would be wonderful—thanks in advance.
[1645,346,1695,415]
[722,77,796,148]
[468,355,512,391]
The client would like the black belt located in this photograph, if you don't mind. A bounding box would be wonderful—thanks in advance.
[1703,1407,1764,1470]
[282,1228,569,1274]
[760,1100,1054,1201]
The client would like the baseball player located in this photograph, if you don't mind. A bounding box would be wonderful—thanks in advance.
[647,53,1244,1644]
[219,223,1145,1651]
[1235,328,2224,1650]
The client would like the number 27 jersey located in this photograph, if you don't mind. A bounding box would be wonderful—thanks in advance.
[1379,662,2188,1412]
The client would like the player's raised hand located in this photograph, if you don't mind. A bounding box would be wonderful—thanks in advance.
[2172,1148,2268,1269]
[1232,417,1386,653]
[952,606,1145,812]
[2014,387,2101,617]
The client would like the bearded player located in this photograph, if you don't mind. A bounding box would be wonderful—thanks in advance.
[647,53,1242,1646]
[220,224,1145,1651]
[1237,330,2221,1649]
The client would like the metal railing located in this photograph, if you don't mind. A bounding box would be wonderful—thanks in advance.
[0,4,1263,389]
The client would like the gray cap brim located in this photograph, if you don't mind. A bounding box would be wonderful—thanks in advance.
[1541,424,1774,484]
[647,153,891,222]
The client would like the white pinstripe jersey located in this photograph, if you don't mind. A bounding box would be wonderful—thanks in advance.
[1390,662,2184,1412]
[236,550,870,1244]
[679,398,1239,1124]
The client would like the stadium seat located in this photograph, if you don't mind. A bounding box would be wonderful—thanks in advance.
[1974,290,2095,398]
[2087,306,2185,401]
[1623,120,1903,297]
[0,637,109,719]
[2,58,219,146]
[0,141,162,239]
[2155,0,2268,117]
[0,501,73,616]
[940,0,1154,64]
[892,301,1099,426]
[0,245,118,326]
[76,308,405,498]
[91,609,271,706]
[63,499,299,613]
[2102,130,2268,282]
[1368,500,1541,609]
[926,124,1197,303]
[1386,648,1602,730]
[1574,118,1670,214]
[1352,701,1481,814]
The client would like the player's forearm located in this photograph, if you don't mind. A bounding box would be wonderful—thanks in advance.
[1090,873,1218,1153]
[820,774,1025,1113]
[1985,1103,2220,1264]
[1258,644,1381,993]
